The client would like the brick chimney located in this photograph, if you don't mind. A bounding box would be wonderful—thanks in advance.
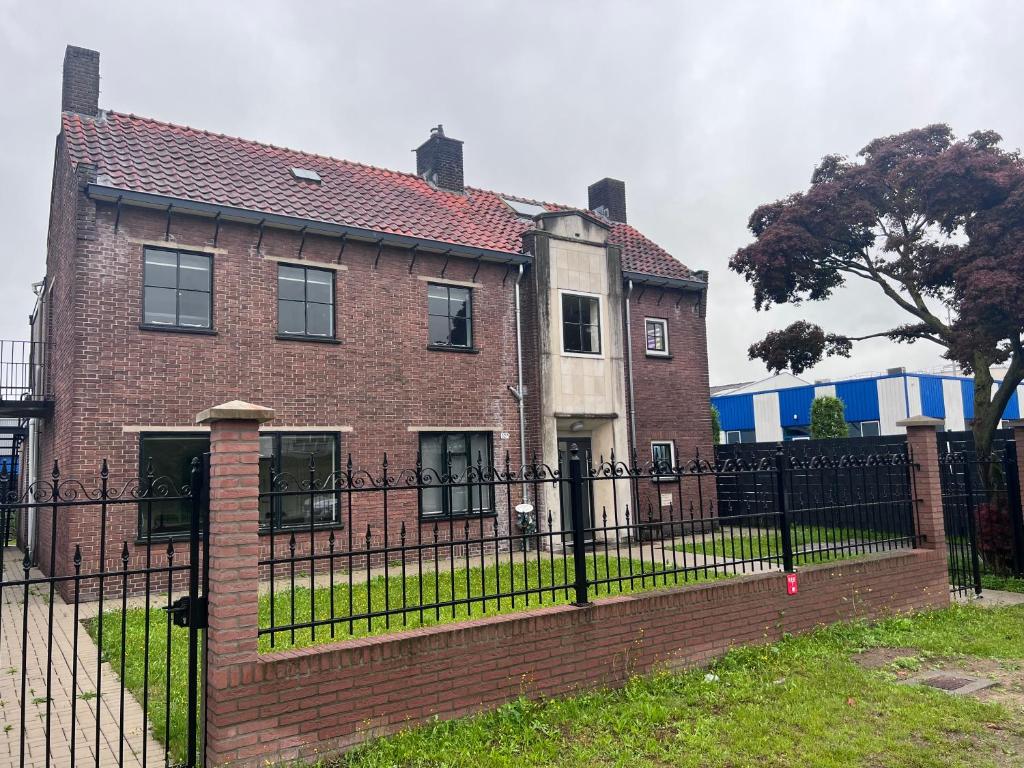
[62,45,100,115]
[415,125,464,193]
[588,178,627,224]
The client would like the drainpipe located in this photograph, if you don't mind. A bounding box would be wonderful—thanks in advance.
[624,280,637,462]
[513,264,528,500]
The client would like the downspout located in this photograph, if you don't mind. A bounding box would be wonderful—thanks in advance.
[624,280,637,462]
[514,264,528,499]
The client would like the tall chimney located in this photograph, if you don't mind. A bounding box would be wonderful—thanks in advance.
[588,178,627,224]
[61,45,100,115]
[415,125,464,193]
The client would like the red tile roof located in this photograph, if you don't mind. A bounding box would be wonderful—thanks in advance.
[62,111,696,282]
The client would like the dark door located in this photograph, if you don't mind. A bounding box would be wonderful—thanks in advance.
[558,438,594,543]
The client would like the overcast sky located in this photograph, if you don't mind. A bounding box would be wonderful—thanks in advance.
[1,0,1021,386]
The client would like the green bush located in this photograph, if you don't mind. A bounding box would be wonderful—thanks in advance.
[711,406,721,444]
[810,396,847,439]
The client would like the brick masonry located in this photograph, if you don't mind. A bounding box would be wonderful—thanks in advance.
[205,548,949,767]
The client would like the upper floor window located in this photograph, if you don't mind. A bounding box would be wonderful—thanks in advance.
[561,292,601,355]
[645,317,669,356]
[278,265,334,338]
[428,284,472,348]
[419,431,493,518]
[143,248,212,329]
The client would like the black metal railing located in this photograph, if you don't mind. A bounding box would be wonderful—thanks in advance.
[257,446,918,648]
[0,340,47,401]
[939,443,1024,595]
[0,460,206,768]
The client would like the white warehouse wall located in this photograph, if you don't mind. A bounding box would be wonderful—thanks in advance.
[876,377,909,434]
[753,392,783,442]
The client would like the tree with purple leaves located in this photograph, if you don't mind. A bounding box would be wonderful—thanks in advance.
[731,124,1024,462]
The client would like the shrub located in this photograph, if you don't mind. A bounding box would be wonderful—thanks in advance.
[810,396,847,439]
[711,406,721,445]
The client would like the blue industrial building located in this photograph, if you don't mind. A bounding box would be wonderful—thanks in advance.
[711,370,1021,443]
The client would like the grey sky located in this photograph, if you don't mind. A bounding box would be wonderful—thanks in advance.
[1,0,1021,386]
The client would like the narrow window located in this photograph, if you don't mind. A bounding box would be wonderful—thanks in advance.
[278,265,335,338]
[138,433,210,538]
[258,432,339,529]
[418,431,493,517]
[143,248,212,329]
[651,441,676,477]
[427,284,473,348]
[561,292,601,355]
[645,318,669,356]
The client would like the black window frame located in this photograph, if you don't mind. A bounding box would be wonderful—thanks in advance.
[136,431,210,541]
[417,431,495,519]
[141,247,214,332]
[561,291,602,355]
[645,317,670,356]
[277,264,336,340]
[427,283,474,349]
[259,432,342,531]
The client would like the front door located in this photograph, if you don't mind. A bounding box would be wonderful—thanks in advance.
[558,438,594,543]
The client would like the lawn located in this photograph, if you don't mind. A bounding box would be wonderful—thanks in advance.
[89,554,726,761]
[334,603,1024,768]
[981,572,1024,593]
[676,524,891,565]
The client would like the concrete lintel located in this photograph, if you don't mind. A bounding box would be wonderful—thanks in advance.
[196,400,276,425]
[896,415,944,428]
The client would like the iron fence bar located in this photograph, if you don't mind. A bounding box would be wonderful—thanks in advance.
[774,447,794,573]
[568,445,590,606]
[961,457,983,596]
[186,457,203,767]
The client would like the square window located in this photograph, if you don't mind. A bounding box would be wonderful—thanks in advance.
[277,265,335,338]
[418,431,493,517]
[138,433,210,538]
[427,284,473,348]
[259,432,339,530]
[561,293,601,355]
[143,248,212,329]
[645,318,669,355]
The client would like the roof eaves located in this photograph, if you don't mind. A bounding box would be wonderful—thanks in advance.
[87,184,532,265]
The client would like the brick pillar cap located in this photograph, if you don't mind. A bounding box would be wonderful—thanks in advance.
[196,400,275,424]
[1004,419,1024,429]
[896,415,944,428]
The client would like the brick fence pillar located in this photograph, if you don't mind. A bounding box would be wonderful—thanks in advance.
[897,416,946,551]
[196,400,275,767]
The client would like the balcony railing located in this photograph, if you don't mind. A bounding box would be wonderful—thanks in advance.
[0,340,48,403]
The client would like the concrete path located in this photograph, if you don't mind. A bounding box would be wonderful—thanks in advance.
[957,589,1024,607]
[0,548,166,768]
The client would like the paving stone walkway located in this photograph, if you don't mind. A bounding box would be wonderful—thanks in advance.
[0,548,165,768]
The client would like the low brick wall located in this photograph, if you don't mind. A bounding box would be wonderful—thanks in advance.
[208,548,948,766]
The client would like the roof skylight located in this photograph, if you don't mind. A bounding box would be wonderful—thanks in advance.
[291,167,322,183]
[500,196,547,219]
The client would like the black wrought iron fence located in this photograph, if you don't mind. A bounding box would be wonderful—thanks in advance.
[257,445,919,648]
[939,444,1024,595]
[0,460,207,768]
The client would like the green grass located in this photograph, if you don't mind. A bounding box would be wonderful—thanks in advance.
[981,572,1024,593]
[90,555,725,762]
[334,604,1024,768]
[676,524,890,565]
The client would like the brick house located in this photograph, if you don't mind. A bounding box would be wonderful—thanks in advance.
[19,46,711,579]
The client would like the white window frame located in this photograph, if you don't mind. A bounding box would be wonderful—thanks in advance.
[651,440,676,479]
[725,430,743,444]
[644,317,670,357]
[558,289,604,359]
[859,420,881,437]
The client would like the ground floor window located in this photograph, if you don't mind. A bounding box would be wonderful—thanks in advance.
[725,429,756,444]
[138,433,209,538]
[259,433,340,529]
[418,431,494,518]
[651,440,676,477]
[848,420,881,438]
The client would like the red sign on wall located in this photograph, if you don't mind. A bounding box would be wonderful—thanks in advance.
[786,573,799,595]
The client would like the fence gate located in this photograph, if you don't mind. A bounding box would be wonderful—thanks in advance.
[938,443,1024,596]
[0,455,208,768]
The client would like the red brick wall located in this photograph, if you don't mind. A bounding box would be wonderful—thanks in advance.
[626,286,714,524]
[207,548,948,767]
